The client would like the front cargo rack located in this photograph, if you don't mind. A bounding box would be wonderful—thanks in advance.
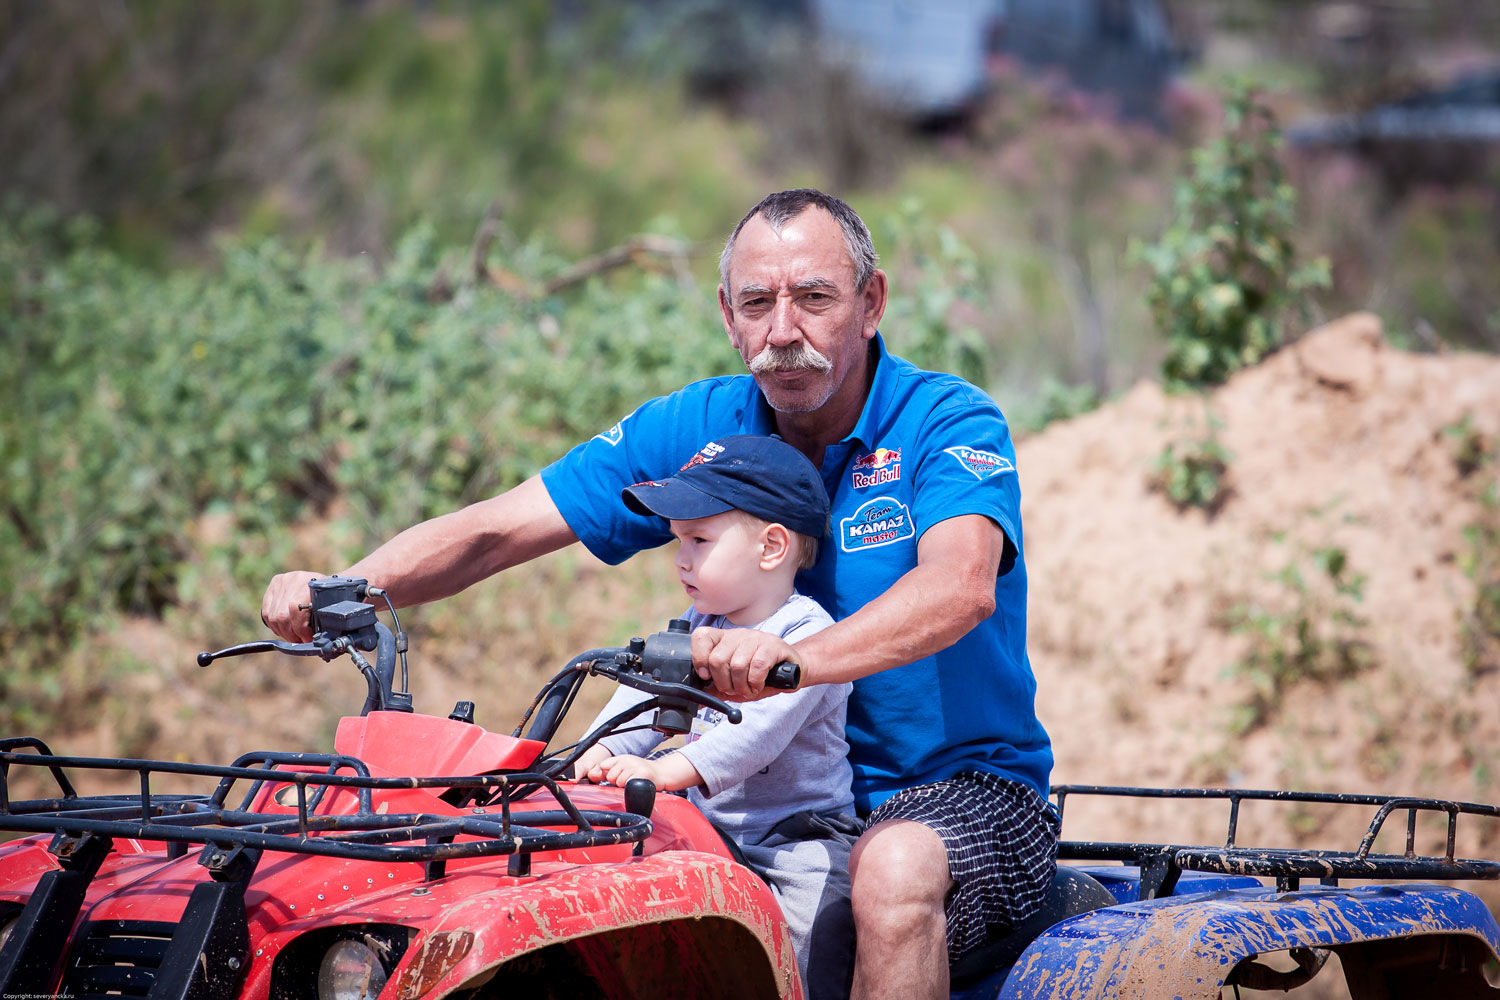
[1053,784,1500,897]
[0,737,649,871]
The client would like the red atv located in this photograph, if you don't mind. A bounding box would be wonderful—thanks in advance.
[0,576,803,999]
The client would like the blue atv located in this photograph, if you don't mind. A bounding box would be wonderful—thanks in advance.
[952,785,1500,999]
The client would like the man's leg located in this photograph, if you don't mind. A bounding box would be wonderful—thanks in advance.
[848,818,952,1000]
[849,774,1059,1000]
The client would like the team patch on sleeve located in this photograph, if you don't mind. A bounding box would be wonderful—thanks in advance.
[840,497,915,552]
[594,422,625,446]
[944,446,1015,480]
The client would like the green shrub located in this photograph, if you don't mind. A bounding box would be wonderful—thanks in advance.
[1149,405,1232,512]
[1152,435,1233,512]
[1220,538,1373,734]
[1134,82,1330,392]
[0,210,735,650]
[1447,416,1500,679]
[874,203,990,387]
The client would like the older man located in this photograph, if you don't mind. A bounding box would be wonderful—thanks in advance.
[262,189,1055,999]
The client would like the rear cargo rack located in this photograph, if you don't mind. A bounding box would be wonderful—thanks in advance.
[0,737,649,869]
[1053,784,1500,897]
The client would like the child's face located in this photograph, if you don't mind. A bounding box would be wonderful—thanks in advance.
[669,512,769,621]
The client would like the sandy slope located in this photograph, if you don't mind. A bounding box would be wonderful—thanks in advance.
[1021,313,1500,851]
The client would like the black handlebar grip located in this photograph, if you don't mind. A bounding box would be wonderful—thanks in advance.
[766,662,800,689]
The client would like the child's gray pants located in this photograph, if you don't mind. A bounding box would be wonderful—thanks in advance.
[739,810,861,1000]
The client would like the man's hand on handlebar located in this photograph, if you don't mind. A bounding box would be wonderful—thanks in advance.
[261,570,324,643]
[691,627,800,701]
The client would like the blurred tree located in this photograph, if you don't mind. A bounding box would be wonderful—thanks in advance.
[0,0,316,263]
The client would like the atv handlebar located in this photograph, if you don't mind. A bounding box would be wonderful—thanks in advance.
[198,583,800,768]
[197,577,412,715]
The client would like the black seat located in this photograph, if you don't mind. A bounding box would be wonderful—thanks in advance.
[948,866,1116,989]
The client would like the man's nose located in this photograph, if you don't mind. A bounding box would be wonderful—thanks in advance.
[767,296,801,347]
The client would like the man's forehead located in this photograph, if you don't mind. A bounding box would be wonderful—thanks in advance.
[726,208,854,290]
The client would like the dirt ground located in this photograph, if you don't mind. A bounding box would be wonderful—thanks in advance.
[1022,312,1500,856]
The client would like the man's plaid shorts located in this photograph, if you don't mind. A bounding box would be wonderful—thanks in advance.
[865,771,1059,960]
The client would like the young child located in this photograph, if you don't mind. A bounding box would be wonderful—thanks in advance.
[573,434,856,1000]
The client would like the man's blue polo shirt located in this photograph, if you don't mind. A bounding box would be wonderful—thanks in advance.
[540,334,1052,812]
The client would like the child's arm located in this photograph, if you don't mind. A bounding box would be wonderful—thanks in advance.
[679,612,843,796]
[676,685,837,797]
[586,751,704,793]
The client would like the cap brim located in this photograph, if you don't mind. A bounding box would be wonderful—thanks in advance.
[622,479,735,523]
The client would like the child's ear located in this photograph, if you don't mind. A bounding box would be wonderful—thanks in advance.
[759,523,792,570]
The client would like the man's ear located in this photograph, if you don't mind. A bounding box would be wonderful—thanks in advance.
[719,284,742,352]
[859,269,889,341]
[759,523,792,570]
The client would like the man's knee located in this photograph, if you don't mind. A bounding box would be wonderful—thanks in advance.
[850,819,951,917]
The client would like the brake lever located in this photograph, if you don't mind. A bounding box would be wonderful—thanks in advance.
[197,638,329,666]
[591,661,743,724]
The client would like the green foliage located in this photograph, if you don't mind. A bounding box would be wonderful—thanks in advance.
[1134,83,1331,391]
[874,203,990,387]
[1013,377,1103,434]
[1444,412,1490,479]
[0,2,759,264]
[1152,436,1232,512]
[1220,537,1374,734]
[0,209,731,648]
[1447,416,1500,679]
[1379,190,1500,353]
[1150,408,1232,512]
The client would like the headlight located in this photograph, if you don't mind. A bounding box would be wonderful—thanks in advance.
[317,938,389,1000]
[0,916,18,953]
[271,923,411,999]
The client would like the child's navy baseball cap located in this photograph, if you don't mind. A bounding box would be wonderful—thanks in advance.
[622,435,830,537]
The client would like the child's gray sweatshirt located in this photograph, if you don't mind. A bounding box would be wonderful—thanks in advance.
[590,593,855,842]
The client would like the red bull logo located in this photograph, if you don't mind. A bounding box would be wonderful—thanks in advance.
[851,447,901,489]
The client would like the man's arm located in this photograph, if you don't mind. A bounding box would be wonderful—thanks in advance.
[692,514,1004,696]
[262,475,578,641]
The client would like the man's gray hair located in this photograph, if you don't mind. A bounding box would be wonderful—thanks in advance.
[719,189,879,294]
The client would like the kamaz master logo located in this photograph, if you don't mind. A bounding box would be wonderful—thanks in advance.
[840,497,915,552]
[945,446,1014,480]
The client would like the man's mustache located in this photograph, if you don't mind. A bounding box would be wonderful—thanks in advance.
[748,343,834,375]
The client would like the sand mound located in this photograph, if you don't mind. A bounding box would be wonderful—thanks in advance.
[1021,313,1500,847]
